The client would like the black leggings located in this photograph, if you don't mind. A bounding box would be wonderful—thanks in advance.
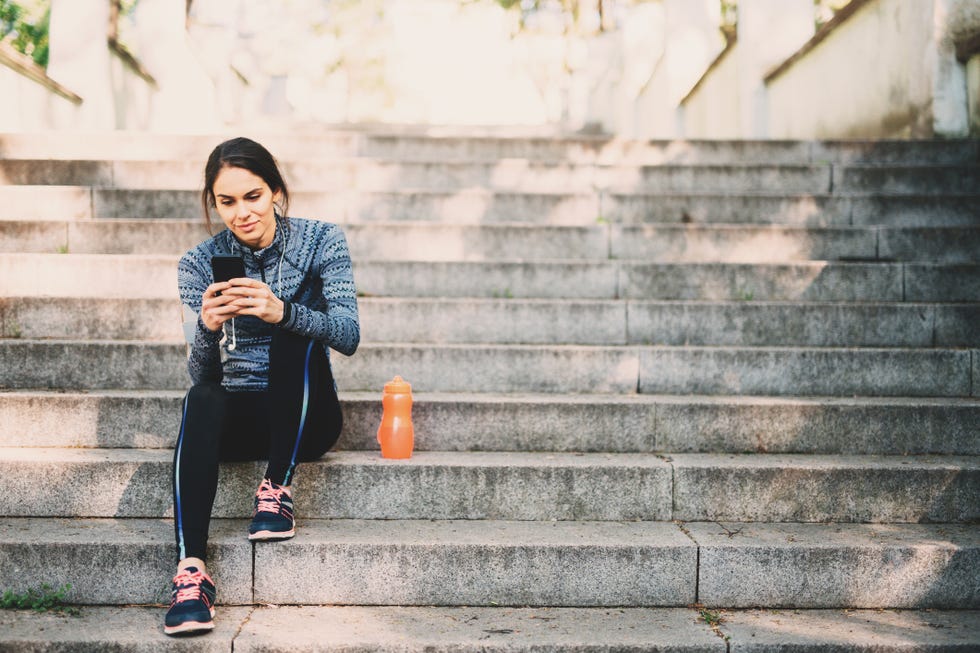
[172,329,343,561]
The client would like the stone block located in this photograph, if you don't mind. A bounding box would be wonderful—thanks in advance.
[0,297,183,340]
[811,139,980,164]
[0,341,187,390]
[905,264,980,302]
[360,298,627,345]
[333,344,640,393]
[348,189,599,225]
[836,165,980,194]
[253,520,695,606]
[600,165,831,194]
[671,454,980,522]
[0,221,70,254]
[0,391,182,449]
[611,225,875,262]
[0,186,92,221]
[235,606,723,651]
[0,518,251,604]
[346,223,609,261]
[0,606,251,652]
[605,193,847,226]
[717,608,980,651]
[654,396,980,455]
[848,195,980,227]
[690,522,980,609]
[639,346,972,397]
[0,449,672,520]
[627,301,933,347]
[354,261,618,298]
[620,262,903,301]
[878,227,980,263]
[0,253,178,299]
[934,305,980,347]
[0,159,112,186]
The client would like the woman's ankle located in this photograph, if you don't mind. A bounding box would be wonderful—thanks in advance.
[177,557,207,574]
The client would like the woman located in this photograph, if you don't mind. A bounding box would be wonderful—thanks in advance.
[165,137,359,635]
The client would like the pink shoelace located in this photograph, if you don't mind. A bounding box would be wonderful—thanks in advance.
[254,479,291,515]
[172,568,210,605]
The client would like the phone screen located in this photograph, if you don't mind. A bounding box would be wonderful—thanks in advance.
[211,255,246,285]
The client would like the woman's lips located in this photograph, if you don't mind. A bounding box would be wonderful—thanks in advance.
[237,221,258,233]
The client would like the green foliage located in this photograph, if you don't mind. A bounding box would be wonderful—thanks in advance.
[1,583,78,614]
[0,0,50,68]
[699,607,723,626]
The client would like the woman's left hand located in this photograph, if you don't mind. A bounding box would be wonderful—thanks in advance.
[220,278,285,325]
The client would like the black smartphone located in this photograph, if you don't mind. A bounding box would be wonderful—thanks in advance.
[211,255,245,291]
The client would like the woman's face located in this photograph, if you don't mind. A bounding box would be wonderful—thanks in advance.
[212,165,281,250]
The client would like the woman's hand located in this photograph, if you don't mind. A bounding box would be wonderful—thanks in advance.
[215,278,285,325]
[200,281,240,332]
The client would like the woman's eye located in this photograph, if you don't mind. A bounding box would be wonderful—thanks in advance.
[220,200,234,206]
[245,194,260,201]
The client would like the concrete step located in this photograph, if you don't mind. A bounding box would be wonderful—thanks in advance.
[6,219,978,263]
[1,340,976,397]
[2,607,979,653]
[0,517,698,607]
[5,157,978,194]
[0,449,671,520]
[6,186,977,227]
[3,391,979,456]
[3,132,977,164]
[4,296,978,348]
[0,158,838,193]
[0,448,976,522]
[10,252,974,301]
[0,518,976,607]
[608,193,980,228]
[688,522,980,609]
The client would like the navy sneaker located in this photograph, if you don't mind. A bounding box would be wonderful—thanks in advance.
[163,566,216,636]
[248,478,295,541]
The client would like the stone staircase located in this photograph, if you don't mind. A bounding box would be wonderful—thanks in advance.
[0,130,978,651]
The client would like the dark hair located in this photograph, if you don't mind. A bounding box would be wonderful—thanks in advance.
[201,137,290,233]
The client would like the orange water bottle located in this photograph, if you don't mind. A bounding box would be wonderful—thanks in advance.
[377,376,414,459]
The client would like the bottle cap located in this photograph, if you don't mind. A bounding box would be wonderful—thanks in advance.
[384,375,412,394]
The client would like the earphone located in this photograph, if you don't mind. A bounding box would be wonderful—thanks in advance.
[225,219,288,352]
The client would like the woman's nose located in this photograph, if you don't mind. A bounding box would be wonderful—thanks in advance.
[235,203,250,219]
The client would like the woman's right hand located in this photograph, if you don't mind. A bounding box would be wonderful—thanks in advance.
[200,282,240,332]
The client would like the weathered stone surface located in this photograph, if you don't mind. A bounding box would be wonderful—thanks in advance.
[639,347,972,397]
[905,264,980,302]
[628,301,934,347]
[354,260,619,298]
[603,193,849,226]
[934,304,980,347]
[599,165,831,194]
[0,518,251,604]
[0,449,673,520]
[878,226,980,263]
[848,194,980,227]
[717,608,980,651]
[671,454,980,522]
[620,262,903,301]
[611,225,874,262]
[235,606,723,652]
[0,221,69,253]
[653,396,980,455]
[689,522,980,608]
[835,165,980,194]
[253,520,695,606]
[0,159,112,186]
[811,139,980,165]
[0,606,252,652]
[0,186,92,221]
[332,343,641,393]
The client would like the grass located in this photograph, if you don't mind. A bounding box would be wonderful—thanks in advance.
[0,584,79,615]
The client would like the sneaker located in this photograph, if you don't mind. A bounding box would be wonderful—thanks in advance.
[248,478,295,541]
[163,566,216,636]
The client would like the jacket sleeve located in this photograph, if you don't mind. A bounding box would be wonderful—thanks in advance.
[177,252,224,384]
[278,225,360,356]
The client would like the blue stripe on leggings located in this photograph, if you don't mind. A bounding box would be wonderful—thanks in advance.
[283,340,315,486]
[174,395,189,560]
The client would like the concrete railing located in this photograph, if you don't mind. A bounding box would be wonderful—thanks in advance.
[0,42,81,132]
[764,0,974,139]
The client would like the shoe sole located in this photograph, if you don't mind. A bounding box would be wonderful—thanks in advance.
[164,610,216,636]
[248,528,295,541]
